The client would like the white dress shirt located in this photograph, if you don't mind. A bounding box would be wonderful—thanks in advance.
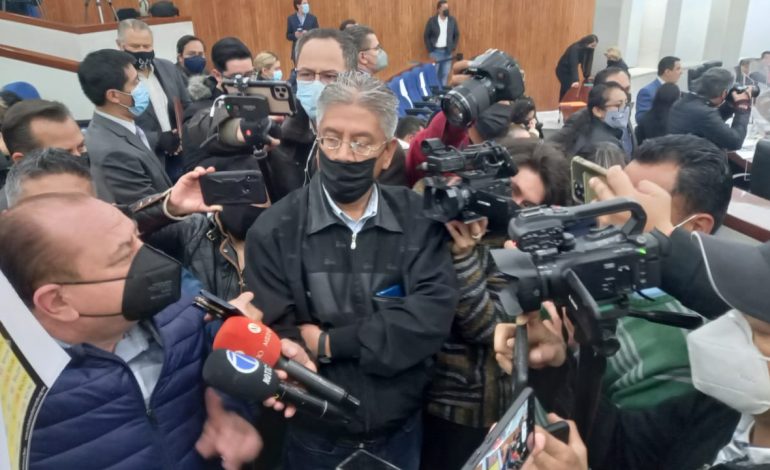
[139,67,172,132]
[94,109,151,151]
[435,16,448,48]
[713,414,770,466]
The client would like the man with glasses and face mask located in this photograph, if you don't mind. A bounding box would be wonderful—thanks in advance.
[345,25,389,76]
[245,72,458,470]
[0,194,263,470]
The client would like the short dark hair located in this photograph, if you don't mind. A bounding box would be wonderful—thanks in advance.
[211,37,252,72]
[339,19,356,30]
[657,56,680,76]
[0,90,22,127]
[296,29,358,71]
[578,34,599,46]
[293,0,303,11]
[692,67,733,99]
[176,34,204,55]
[1,100,71,155]
[436,1,447,9]
[761,51,770,58]
[505,140,570,206]
[0,193,87,305]
[634,135,731,232]
[511,96,536,125]
[4,148,92,206]
[78,49,134,106]
[594,66,630,86]
[588,81,626,111]
[395,116,425,140]
[345,25,375,52]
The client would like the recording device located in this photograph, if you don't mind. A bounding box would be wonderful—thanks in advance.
[421,138,520,231]
[337,450,401,470]
[462,387,534,470]
[213,316,361,412]
[203,349,352,423]
[220,76,296,117]
[441,49,526,128]
[491,199,664,356]
[570,156,608,204]
[199,170,269,206]
[727,84,760,104]
[193,290,242,319]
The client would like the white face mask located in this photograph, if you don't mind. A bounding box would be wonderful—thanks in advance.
[687,310,770,415]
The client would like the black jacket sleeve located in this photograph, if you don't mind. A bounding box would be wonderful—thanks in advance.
[703,106,750,151]
[450,17,460,51]
[328,221,459,378]
[423,17,435,52]
[566,45,581,84]
[658,228,730,318]
[286,16,295,42]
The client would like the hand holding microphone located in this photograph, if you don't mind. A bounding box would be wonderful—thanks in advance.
[213,316,361,412]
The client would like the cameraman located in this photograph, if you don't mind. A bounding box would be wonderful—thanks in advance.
[423,140,570,469]
[668,67,752,151]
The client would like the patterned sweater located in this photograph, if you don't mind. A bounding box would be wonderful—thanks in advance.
[425,245,514,428]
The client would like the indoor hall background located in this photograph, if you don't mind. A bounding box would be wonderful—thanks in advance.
[42,0,595,109]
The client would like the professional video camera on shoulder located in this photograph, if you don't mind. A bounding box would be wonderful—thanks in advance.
[442,49,526,128]
[421,138,519,232]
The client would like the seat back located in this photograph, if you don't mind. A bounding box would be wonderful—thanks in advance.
[750,139,770,200]
[419,63,441,93]
[403,69,425,103]
[388,76,411,117]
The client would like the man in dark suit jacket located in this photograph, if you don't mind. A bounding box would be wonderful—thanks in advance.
[286,0,319,62]
[78,49,171,205]
[635,56,681,121]
[423,0,460,86]
[117,19,190,180]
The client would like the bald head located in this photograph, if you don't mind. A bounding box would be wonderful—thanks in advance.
[0,194,132,304]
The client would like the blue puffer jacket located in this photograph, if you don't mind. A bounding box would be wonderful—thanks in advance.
[29,277,216,470]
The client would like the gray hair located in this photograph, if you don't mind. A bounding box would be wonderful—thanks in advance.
[117,19,153,44]
[296,28,358,72]
[693,68,734,99]
[317,71,399,138]
[5,148,92,206]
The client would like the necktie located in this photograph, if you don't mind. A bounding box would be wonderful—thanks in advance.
[135,126,152,152]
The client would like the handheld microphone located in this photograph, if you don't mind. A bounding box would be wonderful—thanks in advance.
[213,316,361,411]
[203,349,351,423]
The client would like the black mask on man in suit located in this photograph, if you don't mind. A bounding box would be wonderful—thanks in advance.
[126,50,155,70]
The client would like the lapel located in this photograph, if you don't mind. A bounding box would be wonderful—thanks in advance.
[92,113,152,155]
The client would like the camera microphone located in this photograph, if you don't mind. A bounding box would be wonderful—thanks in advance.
[203,349,351,423]
[213,316,361,411]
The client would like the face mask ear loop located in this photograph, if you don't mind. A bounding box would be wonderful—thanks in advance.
[304,139,318,186]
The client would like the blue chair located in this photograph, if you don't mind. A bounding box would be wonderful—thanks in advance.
[388,75,411,117]
[418,63,442,95]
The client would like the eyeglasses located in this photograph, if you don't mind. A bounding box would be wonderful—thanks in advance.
[361,44,383,53]
[317,136,387,158]
[296,70,339,84]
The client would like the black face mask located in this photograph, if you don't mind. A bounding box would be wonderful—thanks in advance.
[126,50,155,70]
[218,205,265,240]
[319,148,376,204]
[63,245,182,321]
[442,8,450,16]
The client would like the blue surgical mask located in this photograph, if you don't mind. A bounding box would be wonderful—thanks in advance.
[296,79,325,121]
[273,70,284,81]
[183,55,207,75]
[117,81,150,117]
[301,3,310,14]
[603,106,630,129]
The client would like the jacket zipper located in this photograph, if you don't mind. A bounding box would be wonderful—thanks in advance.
[351,232,357,250]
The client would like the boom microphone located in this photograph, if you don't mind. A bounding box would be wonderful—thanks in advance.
[213,316,361,411]
[203,349,351,423]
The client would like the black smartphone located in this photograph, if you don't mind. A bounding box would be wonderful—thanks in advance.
[193,290,242,319]
[222,95,271,122]
[199,170,268,206]
[336,450,400,470]
[544,420,570,444]
[461,387,534,470]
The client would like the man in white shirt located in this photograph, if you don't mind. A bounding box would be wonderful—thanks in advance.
[423,0,460,86]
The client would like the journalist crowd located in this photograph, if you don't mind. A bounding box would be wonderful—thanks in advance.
[3,0,770,469]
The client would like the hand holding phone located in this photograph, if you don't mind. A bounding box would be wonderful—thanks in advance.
[570,156,608,204]
[199,170,269,206]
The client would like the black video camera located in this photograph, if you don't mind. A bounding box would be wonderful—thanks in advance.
[491,199,664,356]
[728,84,760,102]
[441,49,526,128]
[421,138,519,232]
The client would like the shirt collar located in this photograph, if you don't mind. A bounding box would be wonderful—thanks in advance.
[95,109,137,134]
[306,175,401,235]
[715,414,770,465]
[657,76,665,85]
[322,183,379,230]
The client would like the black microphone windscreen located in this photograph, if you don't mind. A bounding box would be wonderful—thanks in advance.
[203,349,280,401]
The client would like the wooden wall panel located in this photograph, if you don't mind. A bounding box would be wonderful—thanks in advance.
[40,0,595,109]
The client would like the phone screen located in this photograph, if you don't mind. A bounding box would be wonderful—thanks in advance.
[466,390,533,470]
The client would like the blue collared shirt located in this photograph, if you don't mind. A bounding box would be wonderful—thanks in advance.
[322,184,379,235]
